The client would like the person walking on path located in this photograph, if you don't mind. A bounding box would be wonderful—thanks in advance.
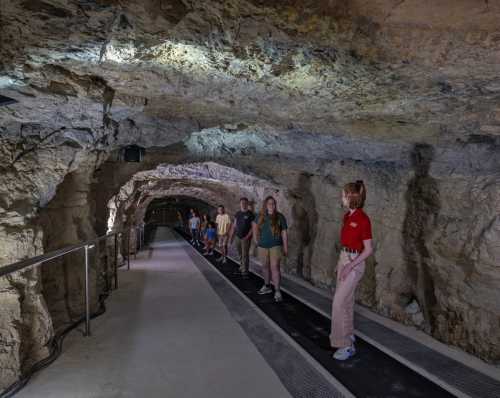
[330,180,373,361]
[203,221,217,256]
[252,196,288,302]
[176,211,184,230]
[189,209,201,246]
[200,214,210,247]
[229,197,255,277]
[215,205,232,263]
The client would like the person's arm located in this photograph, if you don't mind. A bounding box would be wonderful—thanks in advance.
[340,239,373,280]
[229,219,236,243]
[281,229,288,257]
[252,221,259,245]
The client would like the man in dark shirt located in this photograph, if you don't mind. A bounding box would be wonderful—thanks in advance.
[229,197,255,276]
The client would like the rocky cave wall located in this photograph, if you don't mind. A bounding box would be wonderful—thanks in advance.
[0,0,499,390]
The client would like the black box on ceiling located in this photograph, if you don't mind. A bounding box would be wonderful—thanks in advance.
[123,145,145,162]
[0,95,18,106]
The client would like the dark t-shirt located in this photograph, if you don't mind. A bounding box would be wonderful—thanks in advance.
[234,210,255,238]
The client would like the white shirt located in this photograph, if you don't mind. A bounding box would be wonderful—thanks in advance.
[189,216,200,229]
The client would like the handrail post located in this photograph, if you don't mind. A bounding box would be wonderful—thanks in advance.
[114,233,118,290]
[84,245,91,337]
[139,226,143,250]
[134,226,138,260]
[127,228,131,271]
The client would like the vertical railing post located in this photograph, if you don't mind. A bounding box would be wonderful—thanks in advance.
[84,245,91,337]
[134,226,138,260]
[127,228,131,271]
[114,233,118,290]
[139,226,143,250]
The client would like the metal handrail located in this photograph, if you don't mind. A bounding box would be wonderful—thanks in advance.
[0,233,116,278]
[0,228,137,336]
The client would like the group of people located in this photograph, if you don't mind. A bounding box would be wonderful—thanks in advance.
[185,180,373,362]
[186,196,288,303]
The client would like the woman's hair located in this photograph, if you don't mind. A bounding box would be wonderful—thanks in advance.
[343,180,367,209]
[258,196,281,237]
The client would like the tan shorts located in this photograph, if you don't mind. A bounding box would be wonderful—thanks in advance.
[258,246,283,263]
[218,234,228,247]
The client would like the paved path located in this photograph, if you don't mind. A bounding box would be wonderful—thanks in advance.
[18,228,292,398]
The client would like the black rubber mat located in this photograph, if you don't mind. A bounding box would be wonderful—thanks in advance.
[174,229,455,398]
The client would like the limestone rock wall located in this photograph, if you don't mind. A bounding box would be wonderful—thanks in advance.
[0,128,99,388]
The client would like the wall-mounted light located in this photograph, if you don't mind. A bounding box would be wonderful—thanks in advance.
[0,94,17,107]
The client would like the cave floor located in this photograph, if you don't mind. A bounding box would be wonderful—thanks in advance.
[17,228,295,398]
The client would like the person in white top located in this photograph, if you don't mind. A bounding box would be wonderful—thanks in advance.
[215,205,231,263]
[189,209,201,246]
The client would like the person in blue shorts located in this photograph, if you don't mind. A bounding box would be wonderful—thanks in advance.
[203,222,217,256]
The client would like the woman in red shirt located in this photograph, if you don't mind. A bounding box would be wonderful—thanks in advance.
[330,180,373,361]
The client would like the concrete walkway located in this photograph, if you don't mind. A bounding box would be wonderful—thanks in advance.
[18,228,292,398]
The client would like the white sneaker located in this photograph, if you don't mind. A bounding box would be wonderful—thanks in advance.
[333,346,356,361]
[258,285,273,295]
[274,291,283,302]
[222,258,227,264]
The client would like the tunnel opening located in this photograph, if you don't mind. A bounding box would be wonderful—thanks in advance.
[143,196,216,245]
[144,196,215,228]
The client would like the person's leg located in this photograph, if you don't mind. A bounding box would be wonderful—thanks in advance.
[330,253,365,349]
[235,237,243,271]
[216,235,222,260]
[241,238,250,274]
[258,248,272,291]
[202,234,209,254]
[222,235,228,261]
[269,246,283,301]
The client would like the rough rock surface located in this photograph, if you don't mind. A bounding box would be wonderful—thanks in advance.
[0,0,499,389]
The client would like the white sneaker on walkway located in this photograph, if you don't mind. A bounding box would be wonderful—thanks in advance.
[333,345,356,361]
[274,291,283,302]
[257,285,273,295]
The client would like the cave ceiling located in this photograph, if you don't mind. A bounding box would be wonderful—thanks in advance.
[0,0,499,146]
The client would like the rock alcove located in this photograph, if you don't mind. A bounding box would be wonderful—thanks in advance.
[0,0,499,389]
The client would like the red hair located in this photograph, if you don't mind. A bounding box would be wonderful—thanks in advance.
[344,180,366,209]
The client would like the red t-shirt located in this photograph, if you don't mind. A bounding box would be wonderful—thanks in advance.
[340,209,372,252]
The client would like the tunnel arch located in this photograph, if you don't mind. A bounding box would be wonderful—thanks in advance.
[106,161,292,234]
